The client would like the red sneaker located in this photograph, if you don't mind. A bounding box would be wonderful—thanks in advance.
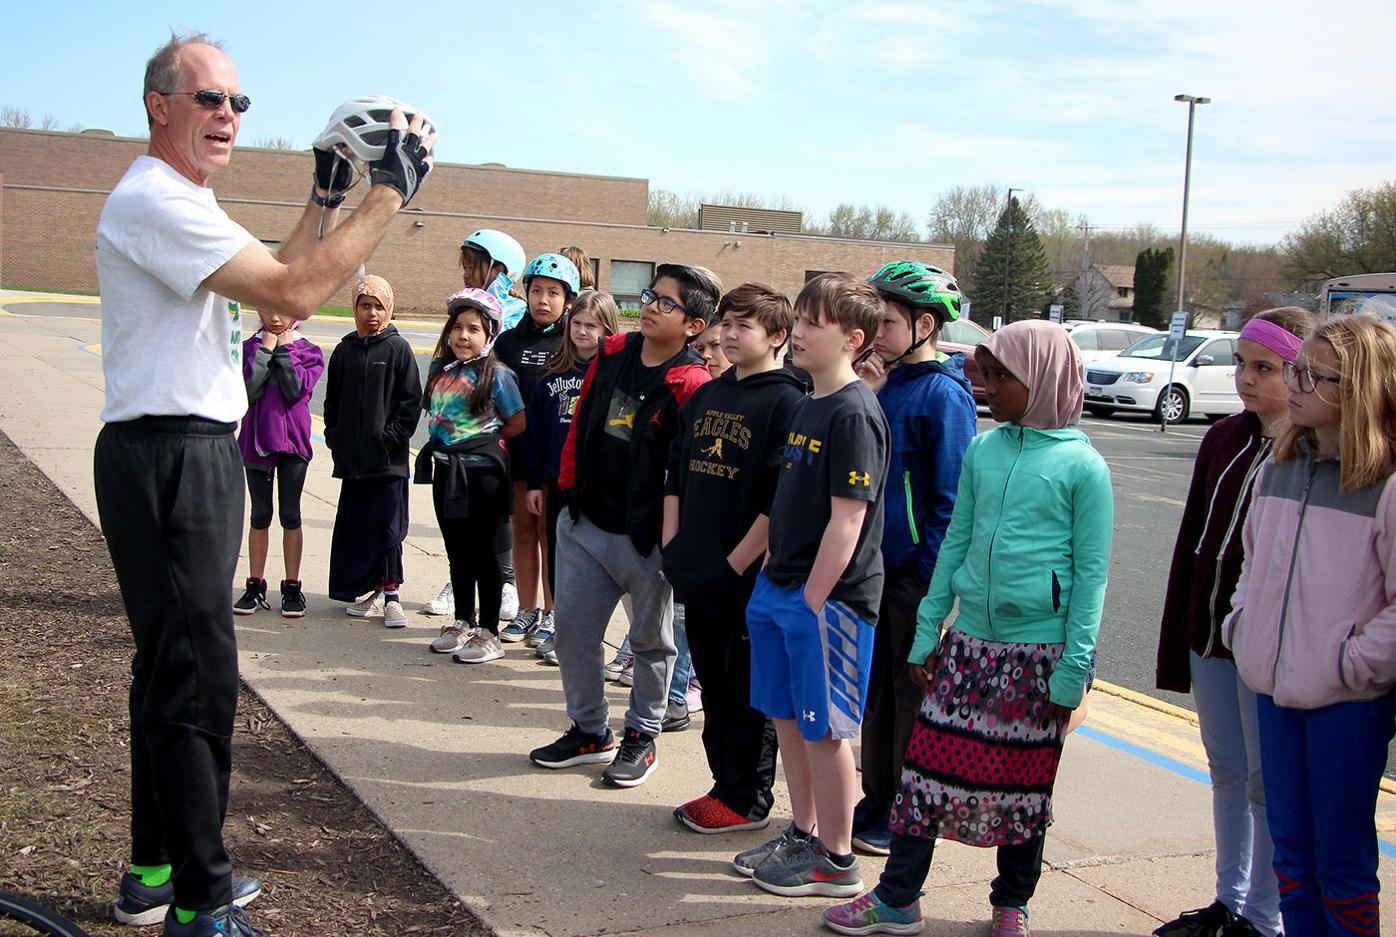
[673,795,771,834]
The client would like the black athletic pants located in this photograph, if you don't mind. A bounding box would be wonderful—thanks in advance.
[685,599,778,820]
[94,416,243,911]
[434,466,510,635]
[857,573,930,825]
[877,832,1046,909]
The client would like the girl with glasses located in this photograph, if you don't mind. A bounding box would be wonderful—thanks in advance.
[1224,313,1396,936]
[1153,306,1314,937]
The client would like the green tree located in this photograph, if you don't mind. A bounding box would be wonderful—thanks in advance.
[1282,181,1396,286]
[1132,247,1174,329]
[970,196,1052,324]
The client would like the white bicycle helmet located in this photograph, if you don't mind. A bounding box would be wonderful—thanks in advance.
[462,229,526,280]
[313,96,435,163]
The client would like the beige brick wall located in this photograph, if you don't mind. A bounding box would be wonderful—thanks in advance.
[0,128,954,314]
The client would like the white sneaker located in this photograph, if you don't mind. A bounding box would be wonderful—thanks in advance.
[423,581,453,616]
[453,629,504,664]
[383,599,407,629]
[430,622,469,654]
[499,581,520,622]
[346,591,383,617]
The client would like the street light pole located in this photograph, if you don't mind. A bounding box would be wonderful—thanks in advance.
[1002,187,1020,322]
[1162,93,1210,434]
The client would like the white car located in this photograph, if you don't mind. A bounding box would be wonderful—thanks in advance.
[1064,321,1160,363]
[1083,330,1241,424]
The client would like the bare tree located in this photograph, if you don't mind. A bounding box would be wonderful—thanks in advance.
[39,114,60,131]
[253,136,298,150]
[0,105,32,128]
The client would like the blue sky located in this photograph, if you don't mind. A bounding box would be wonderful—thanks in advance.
[5,0,1393,246]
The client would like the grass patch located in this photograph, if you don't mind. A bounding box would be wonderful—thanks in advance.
[315,304,353,318]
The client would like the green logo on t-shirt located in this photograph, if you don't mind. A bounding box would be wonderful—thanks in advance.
[228,301,242,364]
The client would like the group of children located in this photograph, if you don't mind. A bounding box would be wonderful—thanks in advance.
[226,226,1396,937]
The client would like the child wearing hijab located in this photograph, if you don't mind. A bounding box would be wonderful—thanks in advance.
[324,275,422,627]
[824,320,1113,937]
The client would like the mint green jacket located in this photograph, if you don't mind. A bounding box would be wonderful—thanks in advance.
[910,424,1114,707]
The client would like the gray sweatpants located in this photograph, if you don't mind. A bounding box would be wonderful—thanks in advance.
[553,514,675,737]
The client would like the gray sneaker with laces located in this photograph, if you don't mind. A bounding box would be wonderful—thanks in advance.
[731,822,810,876]
[751,838,862,898]
[500,608,537,643]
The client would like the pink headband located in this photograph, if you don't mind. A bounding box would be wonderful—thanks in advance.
[1238,318,1303,363]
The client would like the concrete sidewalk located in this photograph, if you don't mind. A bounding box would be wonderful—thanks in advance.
[4,291,1396,936]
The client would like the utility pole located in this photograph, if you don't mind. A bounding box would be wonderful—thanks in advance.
[1078,221,1094,321]
[1163,94,1210,434]
[1002,187,1020,322]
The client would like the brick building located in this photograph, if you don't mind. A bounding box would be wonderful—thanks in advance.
[0,127,953,315]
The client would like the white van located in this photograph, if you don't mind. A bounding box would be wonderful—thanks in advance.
[1064,321,1160,363]
[1083,330,1241,424]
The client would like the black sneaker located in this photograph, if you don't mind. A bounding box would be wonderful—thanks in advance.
[1153,900,1235,937]
[529,723,618,769]
[279,579,307,618]
[661,699,691,733]
[114,872,262,926]
[162,903,264,937]
[233,578,269,616]
[1219,918,1265,937]
[602,727,658,787]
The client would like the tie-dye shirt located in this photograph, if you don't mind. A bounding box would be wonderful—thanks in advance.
[426,360,524,447]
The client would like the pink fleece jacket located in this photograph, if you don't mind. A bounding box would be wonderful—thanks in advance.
[1223,444,1396,709]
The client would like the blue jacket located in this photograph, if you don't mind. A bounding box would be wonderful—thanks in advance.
[877,353,977,582]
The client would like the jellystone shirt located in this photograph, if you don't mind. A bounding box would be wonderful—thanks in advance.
[426,361,525,447]
[95,155,257,423]
[765,379,890,623]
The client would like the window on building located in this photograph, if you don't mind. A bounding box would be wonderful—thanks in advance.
[1118,287,1130,297]
[588,259,600,289]
[611,260,654,310]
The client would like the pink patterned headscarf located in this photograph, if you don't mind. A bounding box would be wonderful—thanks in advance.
[977,319,1084,429]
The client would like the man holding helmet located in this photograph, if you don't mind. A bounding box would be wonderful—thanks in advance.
[93,32,436,937]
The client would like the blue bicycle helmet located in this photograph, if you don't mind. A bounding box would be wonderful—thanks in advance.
[462,229,526,280]
[522,253,581,296]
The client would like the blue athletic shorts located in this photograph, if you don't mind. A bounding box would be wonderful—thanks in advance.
[747,570,875,741]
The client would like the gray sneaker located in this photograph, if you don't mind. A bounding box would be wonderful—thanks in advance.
[526,609,555,648]
[429,622,469,654]
[732,822,810,877]
[382,599,408,629]
[453,629,505,664]
[751,838,862,898]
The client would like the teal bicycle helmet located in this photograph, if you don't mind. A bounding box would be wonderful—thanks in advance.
[523,253,581,296]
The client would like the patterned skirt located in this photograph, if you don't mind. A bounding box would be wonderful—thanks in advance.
[887,629,1066,847]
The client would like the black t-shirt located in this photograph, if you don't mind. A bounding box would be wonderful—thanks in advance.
[766,379,890,623]
[581,344,670,534]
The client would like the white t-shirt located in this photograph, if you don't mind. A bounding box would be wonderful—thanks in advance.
[95,156,257,423]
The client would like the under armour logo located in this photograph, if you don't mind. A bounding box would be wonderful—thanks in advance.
[802,710,817,723]
[848,471,871,487]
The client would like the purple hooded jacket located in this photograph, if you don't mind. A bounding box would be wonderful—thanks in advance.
[238,331,325,467]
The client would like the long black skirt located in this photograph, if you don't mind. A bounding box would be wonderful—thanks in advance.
[328,476,409,601]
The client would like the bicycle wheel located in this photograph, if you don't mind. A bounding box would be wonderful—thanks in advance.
[0,891,89,937]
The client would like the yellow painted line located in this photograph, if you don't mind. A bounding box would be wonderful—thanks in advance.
[1095,679,1199,725]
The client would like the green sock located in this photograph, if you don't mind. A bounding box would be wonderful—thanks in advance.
[174,907,197,925]
[130,863,172,888]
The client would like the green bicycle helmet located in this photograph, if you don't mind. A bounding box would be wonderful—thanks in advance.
[868,261,962,324]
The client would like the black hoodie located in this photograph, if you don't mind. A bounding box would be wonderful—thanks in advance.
[662,367,806,605]
[322,325,422,479]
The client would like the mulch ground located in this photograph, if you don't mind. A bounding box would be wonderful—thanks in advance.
[0,431,489,935]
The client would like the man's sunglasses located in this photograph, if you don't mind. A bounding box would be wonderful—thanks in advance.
[163,89,252,114]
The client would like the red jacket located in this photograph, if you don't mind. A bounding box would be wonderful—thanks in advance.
[559,331,709,555]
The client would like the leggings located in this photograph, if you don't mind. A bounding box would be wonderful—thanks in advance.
[244,455,308,530]
[434,465,510,634]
